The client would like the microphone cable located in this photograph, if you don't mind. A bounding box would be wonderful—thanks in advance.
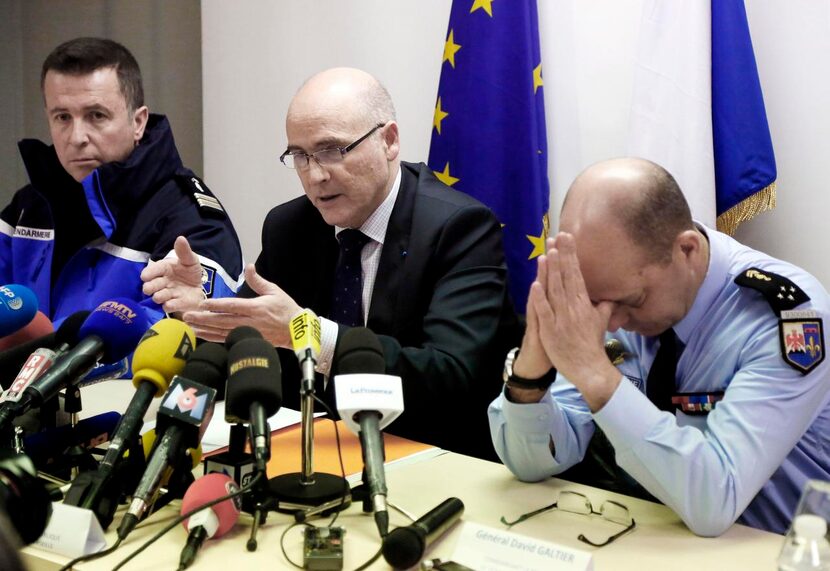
[55,471,262,571]
[110,470,264,571]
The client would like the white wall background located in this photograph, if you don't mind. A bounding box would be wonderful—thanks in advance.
[202,0,830,287]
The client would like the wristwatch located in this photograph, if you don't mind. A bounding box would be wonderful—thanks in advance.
[502,347,556,390]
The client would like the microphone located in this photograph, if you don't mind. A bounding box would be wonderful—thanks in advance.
[116,342,226,540]
[0,312,62,391]
[333,327,404,538]
[0,310,52,352]
[0,300,147,430]
[0,284,38,338]
[225,327,282,472]
[269,308,348,513]
[381,497,465,569]
[290,308,321,394]
[0,348,56,407]
[0,310,89,388]
[0,310,89,409]
[178,473,241,570]
[22,411,121,471]
[63,318,195,529]
[0,450,53,545]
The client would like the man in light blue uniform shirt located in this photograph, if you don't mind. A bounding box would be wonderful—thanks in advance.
[489,157,830,536]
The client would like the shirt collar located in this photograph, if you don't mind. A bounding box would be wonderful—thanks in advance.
[673,222,731,344]
[335,166,401,245]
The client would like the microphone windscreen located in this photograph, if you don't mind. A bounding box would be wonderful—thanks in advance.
[0,311,53,352]
[78,299,149,363]
[131,318,196,394]
[226,337,282,420]
[225,326,262,350]
[382,527,426,569]
[0,285,38,337]
[181,473,240,538]
[333,327,385,376]
[180,343,228,392]
[54,310,91,347]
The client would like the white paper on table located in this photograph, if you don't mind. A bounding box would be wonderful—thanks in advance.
[33,502,106,558]
[142,404,323,453]
[452,521,593,571]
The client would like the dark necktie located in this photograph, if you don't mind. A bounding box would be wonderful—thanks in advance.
[646,329,679,412]
[330,229,370,327]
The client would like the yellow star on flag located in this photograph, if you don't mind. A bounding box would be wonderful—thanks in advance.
[470,0,494,17]
[526,212,550,259]
[533,63,544,94]
[434,163,460,187]
[443,30,462,68]
[433,97,449,134]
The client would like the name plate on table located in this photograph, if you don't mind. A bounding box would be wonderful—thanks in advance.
[34,502,106,558]
[452,522,593,571]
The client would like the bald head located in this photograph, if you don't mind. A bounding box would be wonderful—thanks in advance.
[562,157,693,264]
[288,67,396,129]
[283,68,401,229]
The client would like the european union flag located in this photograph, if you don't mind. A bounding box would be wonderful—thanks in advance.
[428,0,549,311]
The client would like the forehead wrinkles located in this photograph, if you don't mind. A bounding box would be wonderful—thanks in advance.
[45,71,126,113]
[287,102,358,139]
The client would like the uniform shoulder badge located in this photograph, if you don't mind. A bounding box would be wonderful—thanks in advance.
[175,174,227,218]
[734,267,810,315]
[779,310,824,374]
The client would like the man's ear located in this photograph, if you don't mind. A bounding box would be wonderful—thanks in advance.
[132,105,149,144]
[382,121,400,161]
[677,229,703,259]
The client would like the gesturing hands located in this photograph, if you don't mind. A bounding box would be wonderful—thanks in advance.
[141,236,206,314]
[515,233,621,411]
[181,264,301,347]
[141,236,301,347]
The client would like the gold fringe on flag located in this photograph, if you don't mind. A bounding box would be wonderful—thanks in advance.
[715,181,777,236]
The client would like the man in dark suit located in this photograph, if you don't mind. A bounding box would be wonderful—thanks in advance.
[142,67,518,459]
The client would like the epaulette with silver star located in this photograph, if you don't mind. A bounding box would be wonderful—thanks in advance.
[175,174,227,218]
[734,267,810,316]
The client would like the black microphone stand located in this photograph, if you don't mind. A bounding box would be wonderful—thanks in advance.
[245,416,279,552]
[268,380,350,516]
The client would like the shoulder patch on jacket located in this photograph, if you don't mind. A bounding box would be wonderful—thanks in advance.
[734,267,810,315]
[175,174,226,218]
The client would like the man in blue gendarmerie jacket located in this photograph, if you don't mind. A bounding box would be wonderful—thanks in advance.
[0,37,243,326]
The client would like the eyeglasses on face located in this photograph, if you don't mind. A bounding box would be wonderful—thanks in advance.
[280,123,386,170]
[499,490,636,547]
